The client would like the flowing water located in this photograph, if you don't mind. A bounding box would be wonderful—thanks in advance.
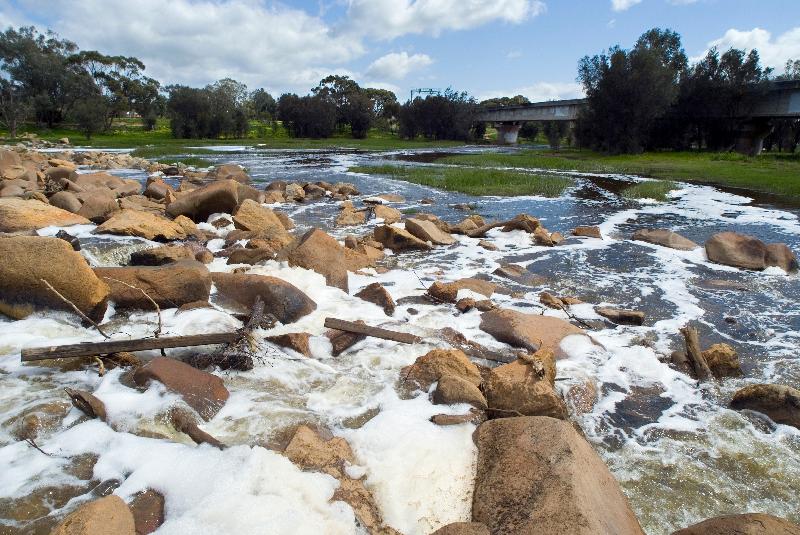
[0,146,798,534]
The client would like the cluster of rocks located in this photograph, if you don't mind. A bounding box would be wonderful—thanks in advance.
[3,147,800,534]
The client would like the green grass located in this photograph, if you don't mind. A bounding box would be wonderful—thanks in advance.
[438,149,800,199]
[4,118,465,153]
[349,164,573,197]
[620,180,677,201]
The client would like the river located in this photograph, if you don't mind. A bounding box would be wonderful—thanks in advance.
[0,145,798,534]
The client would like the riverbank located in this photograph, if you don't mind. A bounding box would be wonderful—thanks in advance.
[436,149,800,200]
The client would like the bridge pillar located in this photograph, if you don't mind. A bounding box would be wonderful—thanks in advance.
[495,122,521,145]
[735,119,773,156]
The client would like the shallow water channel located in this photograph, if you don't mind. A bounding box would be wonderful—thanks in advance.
[1,145,798,534]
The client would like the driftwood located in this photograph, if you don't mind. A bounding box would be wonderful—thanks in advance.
[465,221,507,239]
[680,325,713,381]
[190,296,268,371]
[323,318,421,345]
[21,333,240,362]
[170,408,226,449]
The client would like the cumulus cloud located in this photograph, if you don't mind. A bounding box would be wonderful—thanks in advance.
[697,27,800,70]
[611,0,642,11]
[478,82,584,103]
[346,0,546,40]
[14,0,363,94]
[366,52,433,80]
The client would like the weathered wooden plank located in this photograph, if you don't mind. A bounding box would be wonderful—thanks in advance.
[21,333,239,362]
[323,317,421,345]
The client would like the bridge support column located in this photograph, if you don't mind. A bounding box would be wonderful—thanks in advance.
[735,119,773,156]
[495,122,521,145]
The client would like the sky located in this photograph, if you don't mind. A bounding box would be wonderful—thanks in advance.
[2,0,800,102]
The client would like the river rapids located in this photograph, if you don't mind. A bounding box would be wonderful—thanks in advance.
[0,145,798,534]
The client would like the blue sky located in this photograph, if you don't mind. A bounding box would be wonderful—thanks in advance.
[2,0,799,102]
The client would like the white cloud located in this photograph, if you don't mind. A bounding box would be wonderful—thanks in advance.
[696,27,800,70]
[346,0,546,40]
[366,52,433,80]
[478,82,584,103]
[15,0,364,94]
[611,0,642,12]
[506,50,522,59]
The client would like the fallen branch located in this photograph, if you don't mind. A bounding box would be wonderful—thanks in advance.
[323,318,421,345]
[680,325,713,381]
[40,278,110,339]
[21,332,240,362]
[190,296,268,371]
[102,277,162,338]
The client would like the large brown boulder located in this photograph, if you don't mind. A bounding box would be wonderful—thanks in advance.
[0,236,109,321]
[212,272,316,324]
[49,191,83,213]
[373,224,432,251]
[73,172,140,195]
[286,228,371,292]
[405,218,456,245]
[231,199,293,250]
[134,356,229,420]
[129,245,196,266]
[401,349,482,390]
[0,198,89,232]
[165,180,240,222]
[472,416,644,535]
[484,359,567,419]
[94,261,211,309]
[77,189,120,223]
[705,232,768,270]
[373,204,402,224]
[51,495,135,535]
[671,513,800,535]
[95,210,188,241]
[480,308,586,355]
[729,383,800,429]
[0,149,22,177]
[632,229,698,250]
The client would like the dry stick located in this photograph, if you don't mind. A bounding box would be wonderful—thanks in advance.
[40,278,110,339]
[681,325,713,381]
[24,438,52,457]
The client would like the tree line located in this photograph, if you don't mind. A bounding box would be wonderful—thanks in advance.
[574,28,800,153]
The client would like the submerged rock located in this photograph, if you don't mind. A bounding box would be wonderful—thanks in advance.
[50,495,135,535]
[701,343,742,378]
[573,225,602,239]
[265,332,312,357]
[729,383,800,429]
[472,416,645,535]
[129,245,196,266]
[670,513,800,535]
[129,490,165,535]
[433,374,488,409]
[0,236,109,321]
[134,357,229,420]
[632,228,698,250]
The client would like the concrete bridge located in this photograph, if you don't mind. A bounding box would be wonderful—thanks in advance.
[477,80,800,154]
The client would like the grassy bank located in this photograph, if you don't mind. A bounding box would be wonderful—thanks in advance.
[437,149,800,199]
[5,118,465,153]
[620,180,677,201]
[349,164,573,197]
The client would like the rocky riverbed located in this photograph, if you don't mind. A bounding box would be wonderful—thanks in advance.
[0,144,799,535]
